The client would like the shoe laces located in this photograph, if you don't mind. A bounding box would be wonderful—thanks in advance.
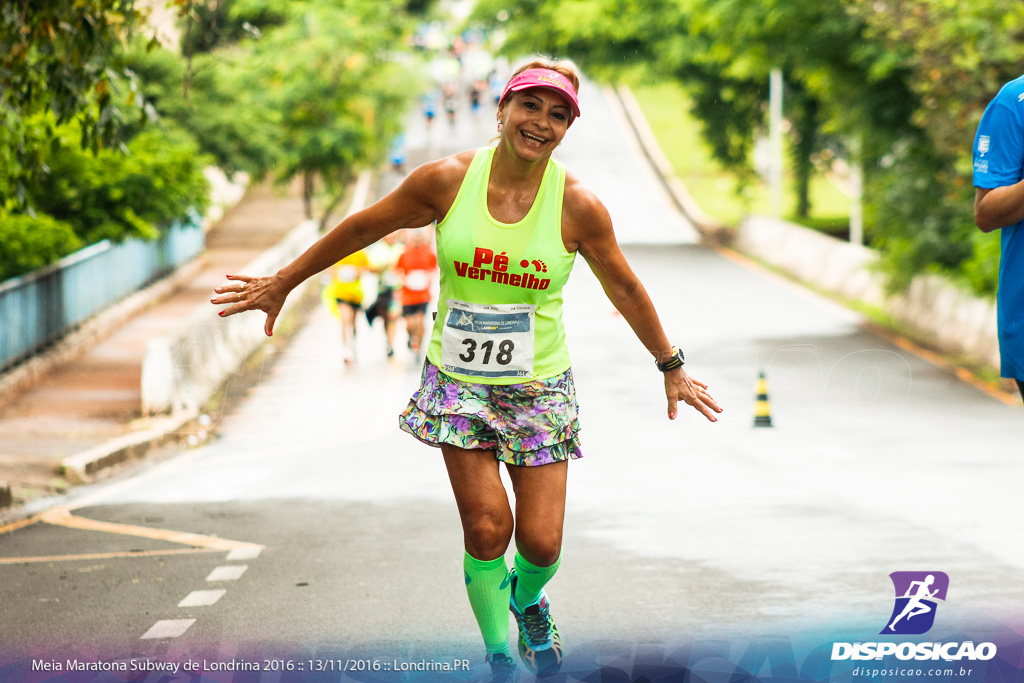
[486,653,518,682]
[519,600,554,647]
[487,653,515,668]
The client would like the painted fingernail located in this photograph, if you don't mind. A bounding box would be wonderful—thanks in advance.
[218,311,225,317]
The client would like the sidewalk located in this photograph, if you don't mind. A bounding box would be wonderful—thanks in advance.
[0,181,308,514]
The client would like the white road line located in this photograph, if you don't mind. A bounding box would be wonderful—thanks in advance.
[178,589,227,607]
[141,619,196,640]
[206,565,248,582]
[226,546,262,561]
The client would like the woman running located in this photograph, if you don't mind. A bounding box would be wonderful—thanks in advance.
[211,58,722,682]
[321,249,370,365]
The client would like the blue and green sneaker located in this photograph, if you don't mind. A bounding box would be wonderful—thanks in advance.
[485,652,519,683]
[508,570,563,676]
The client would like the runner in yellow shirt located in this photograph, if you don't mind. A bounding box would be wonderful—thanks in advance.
[322,249,371,364]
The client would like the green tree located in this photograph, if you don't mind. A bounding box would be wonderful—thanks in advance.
[845,0,1024,295]
[178,0,285,57]
[26,124,210,245]
[474,0,1017,294]
[125,40,280,178]
[242,0,418,229]
[176,0,438,57]
[0,0,149,207]
[1,0,427,281]
[475,0,918,218]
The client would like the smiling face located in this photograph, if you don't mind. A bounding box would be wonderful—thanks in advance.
[497,87,573,161]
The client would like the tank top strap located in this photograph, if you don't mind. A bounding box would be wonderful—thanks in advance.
[438,147,493,231]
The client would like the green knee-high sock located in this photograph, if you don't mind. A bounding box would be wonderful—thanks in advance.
[463,553,513,656]
[513,552,561,609]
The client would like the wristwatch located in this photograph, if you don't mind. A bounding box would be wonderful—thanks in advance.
[655,346,685,372]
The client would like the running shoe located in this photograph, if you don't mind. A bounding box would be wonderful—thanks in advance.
[508,571,563,676]
[485,652,519,683]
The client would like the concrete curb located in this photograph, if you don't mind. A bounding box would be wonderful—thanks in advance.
[735,215,1002,373]
[734,214,886,306]
[613,85,733,246]
[60,411,199,484]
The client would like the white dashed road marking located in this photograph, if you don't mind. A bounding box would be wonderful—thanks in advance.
[178,589,227,607]
[227,546,263,561]
[141,619,196,640]
[206,565,248,582]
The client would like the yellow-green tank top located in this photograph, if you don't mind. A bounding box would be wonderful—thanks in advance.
[426,147,576,384]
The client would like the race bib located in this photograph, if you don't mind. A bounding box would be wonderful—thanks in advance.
[336,265,359,283]
[440,300,535,378]
[405,269,430,292]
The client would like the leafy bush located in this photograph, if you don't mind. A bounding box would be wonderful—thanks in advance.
[866,137,978,294]
[26,124,211,245]
[0,212,82,282]
[960,229,1001,298]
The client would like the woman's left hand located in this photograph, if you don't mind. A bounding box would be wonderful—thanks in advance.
[665,367,722,422]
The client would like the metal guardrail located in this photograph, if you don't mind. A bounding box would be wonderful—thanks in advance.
[0,210,204,372]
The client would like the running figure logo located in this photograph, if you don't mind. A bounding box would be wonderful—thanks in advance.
[881,571,949,635]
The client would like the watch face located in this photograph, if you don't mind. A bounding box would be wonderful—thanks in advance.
[657,348,684,371]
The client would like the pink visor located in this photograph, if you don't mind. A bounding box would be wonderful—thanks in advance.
[500,68,581,119]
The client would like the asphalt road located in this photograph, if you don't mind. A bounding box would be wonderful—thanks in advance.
[1,82,1022,683]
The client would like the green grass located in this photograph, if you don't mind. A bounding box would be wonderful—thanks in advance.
[631,81,851,229]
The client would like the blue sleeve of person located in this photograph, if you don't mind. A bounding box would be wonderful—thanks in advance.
[974,78,1024,189]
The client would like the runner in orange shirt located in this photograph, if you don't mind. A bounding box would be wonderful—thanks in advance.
[395,228,437,358]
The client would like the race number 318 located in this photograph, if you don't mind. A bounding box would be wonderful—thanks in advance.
[459,338,515,365]
[440,300,536,378]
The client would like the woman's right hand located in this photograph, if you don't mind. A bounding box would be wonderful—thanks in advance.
[211,273,291,337]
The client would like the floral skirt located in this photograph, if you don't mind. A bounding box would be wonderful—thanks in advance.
[398,359,582,467]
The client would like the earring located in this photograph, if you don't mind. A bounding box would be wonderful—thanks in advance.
[497,121,503,133]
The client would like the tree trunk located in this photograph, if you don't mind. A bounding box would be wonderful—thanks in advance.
[318,192,346,233]
[792,95,819,219]
[303,172,315,220]
[318,170,355,232]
